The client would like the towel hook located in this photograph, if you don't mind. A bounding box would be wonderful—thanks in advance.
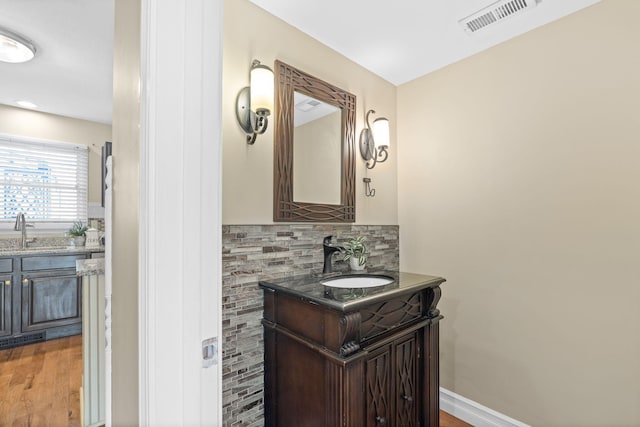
[363,177,376,197]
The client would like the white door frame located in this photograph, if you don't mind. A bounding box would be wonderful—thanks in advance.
[138,0,223,425]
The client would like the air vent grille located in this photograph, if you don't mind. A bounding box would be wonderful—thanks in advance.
[460,0,538,34]
[0,332,46,350]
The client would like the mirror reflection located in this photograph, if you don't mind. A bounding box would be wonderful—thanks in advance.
[293,91,342,205]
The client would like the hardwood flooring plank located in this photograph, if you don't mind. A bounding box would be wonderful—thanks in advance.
[0,335,82,427]
[1,335,470,427]
[441,410,474,427]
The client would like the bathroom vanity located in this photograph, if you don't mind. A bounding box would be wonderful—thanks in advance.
[260,271,445,427]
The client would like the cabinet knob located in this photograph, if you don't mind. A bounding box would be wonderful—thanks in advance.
[22,278,28,285]
[4,280,10,286]
[375,416,386,425]
[402,395,413,403]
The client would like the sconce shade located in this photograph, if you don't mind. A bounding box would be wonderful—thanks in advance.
[372,117,390,148]
[236,59,274,144]
[0,29,36,63]
[250,63,274,115]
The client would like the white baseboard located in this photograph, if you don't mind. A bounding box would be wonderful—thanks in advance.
[440,388,530,427]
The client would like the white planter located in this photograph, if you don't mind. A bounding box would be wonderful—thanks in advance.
[70,236,86,247]
[349,257,366,271]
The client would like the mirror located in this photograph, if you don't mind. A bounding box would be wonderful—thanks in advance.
[293,91,342,204]
[274,60,356,222]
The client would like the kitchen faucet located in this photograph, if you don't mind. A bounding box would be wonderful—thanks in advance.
[14,212,33,249]
[322,235,344,274]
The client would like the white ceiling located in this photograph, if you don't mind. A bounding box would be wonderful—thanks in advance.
[250,0,601,85]
[0,0,114,124]
[0,0,601,125]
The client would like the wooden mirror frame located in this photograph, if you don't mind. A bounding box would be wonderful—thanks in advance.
[273,60,356,222]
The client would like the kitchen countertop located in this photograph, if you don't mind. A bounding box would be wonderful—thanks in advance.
[0,245,104,256]
[76,257,105,276]
[259,270,445,311]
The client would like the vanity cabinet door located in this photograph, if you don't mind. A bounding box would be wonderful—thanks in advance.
[0,273,12,338]
[395,333,419,427]
[21,270,82,333]
[365,344,392,427]
[364,331,421,427]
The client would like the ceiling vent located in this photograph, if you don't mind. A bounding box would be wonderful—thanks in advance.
[459,0,539,34]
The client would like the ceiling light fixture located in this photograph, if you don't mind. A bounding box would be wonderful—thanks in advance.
[16,100,38,109]
[0,28,36,63]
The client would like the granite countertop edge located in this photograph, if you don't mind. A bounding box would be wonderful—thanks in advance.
[0,246,105,256]
[259,270,446,311]
[76,257,106,276]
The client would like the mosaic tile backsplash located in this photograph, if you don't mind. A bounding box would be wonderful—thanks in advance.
[222,224,400,426]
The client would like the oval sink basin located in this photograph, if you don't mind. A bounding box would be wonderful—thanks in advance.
[320,275,394,288]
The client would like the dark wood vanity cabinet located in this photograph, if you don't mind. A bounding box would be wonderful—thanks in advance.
[261,273,444,427]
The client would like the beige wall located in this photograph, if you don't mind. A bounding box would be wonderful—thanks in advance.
[111,0,140,424]
[398,1,640,425]
[223,0,397,225]
[0,104,111,204]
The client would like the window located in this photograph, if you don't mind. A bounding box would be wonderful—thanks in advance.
[0,135,88,230]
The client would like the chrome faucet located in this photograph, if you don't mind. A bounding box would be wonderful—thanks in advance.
[322,235,344,274]
[14,212,33,249]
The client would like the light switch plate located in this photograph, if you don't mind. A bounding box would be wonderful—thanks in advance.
[202,337,218,368]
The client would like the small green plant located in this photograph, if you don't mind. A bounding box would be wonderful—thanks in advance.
[68,221,88,237]
[343,236,369,266]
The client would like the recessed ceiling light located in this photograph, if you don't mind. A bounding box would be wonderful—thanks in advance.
[0,28,36,63]
[16,100,38,109]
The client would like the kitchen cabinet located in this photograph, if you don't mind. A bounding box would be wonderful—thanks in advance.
[20,254,84,335]
[21,270,82,333]
[260,271,444,427]
[0,251,101,349]
[0,258,13,338]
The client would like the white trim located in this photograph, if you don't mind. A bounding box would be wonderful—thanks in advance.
[0,132,89,150]
[196,1,224,424]
[440,388,531,427]
[139,0,223,425]
[104,156,112,427]
[138,0,153,423]
[82,274,106,426]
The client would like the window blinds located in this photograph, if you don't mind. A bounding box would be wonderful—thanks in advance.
[0,136,88,226]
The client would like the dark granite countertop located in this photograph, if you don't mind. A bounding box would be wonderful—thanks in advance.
[259,270,445,311]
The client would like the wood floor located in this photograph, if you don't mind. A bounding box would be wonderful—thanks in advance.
[0,335,83,427]
[0,336,472,427]
[441,409,474,427]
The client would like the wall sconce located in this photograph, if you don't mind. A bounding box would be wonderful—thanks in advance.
[0,28,36,63]
[359,109,390,169]
[236,59,274,145]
